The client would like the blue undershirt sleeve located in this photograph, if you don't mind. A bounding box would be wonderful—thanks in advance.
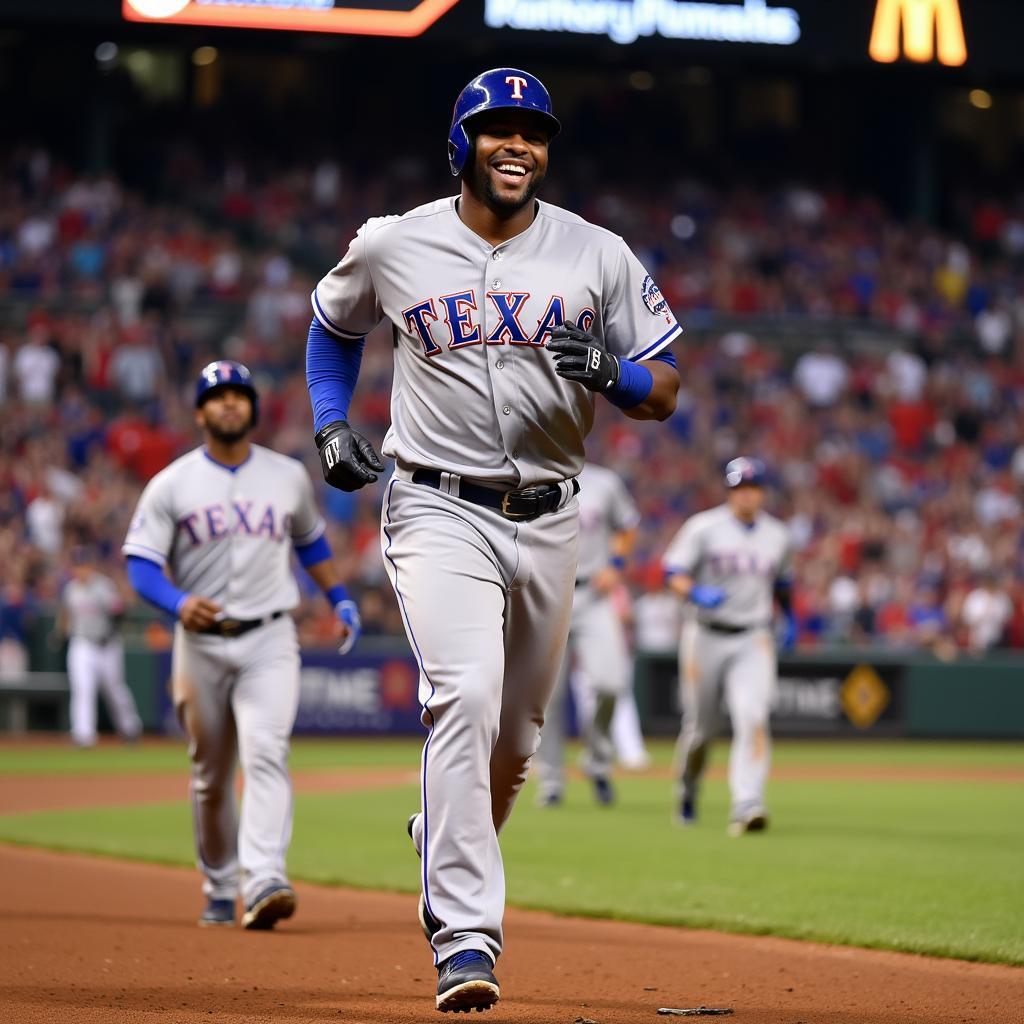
[126,555,188,618]
[306,317,365,434]
[650,349,677,368]
[294,533,332,569]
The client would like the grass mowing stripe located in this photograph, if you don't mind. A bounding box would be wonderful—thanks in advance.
[0,738,422,776]
[0,765,1020,966]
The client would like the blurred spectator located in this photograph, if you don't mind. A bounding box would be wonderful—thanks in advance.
[109,326,164,403]
[960,575,1013,652]
[793,343,847,407]
[12,327,61,404]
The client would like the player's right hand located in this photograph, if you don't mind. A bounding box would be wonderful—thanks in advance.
[689,585,726,609]
[179,595,223,631]
[314,420,385,492]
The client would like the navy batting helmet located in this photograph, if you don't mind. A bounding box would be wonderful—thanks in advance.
[195,360,259,425]
[724,456,767,488]
[448,67,560,177]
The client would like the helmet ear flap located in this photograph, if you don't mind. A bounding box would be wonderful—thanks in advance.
[448,123,471,176]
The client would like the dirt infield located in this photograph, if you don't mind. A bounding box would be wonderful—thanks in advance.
[1,845,1021,1024]
[3,760,1020,815]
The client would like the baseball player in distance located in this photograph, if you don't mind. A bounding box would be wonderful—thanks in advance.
[662,457,796,837]
[535,461,641,807]
[305,68,681,1012]
[58,546,142,748]
[123,360,360,929]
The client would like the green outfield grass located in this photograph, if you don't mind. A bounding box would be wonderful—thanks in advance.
[0,739,1021,965]
[0,737,421,775]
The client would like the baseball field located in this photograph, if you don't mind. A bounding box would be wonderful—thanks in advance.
[1,736,1022,1023]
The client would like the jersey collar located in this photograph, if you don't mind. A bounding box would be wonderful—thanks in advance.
[202,448,252,474]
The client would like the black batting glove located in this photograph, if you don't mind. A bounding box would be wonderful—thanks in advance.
[314,420,385,492]
[547,323,620,394]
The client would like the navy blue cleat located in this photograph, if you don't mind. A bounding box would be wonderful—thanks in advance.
[678,797,696,826]
[436,950,500,1013]
[241,883,296,930]
[407,813,442,942]
[198,897,235,928]
[592,776,614,806]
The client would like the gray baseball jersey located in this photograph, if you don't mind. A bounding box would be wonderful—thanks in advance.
[63,571,140,747]
[123,445,325,618]
[63,572,122,642]
[665,505,793,827]
[317,198,680,967]
[122,443,324,907]
[313,196,681,487]
[536,462,641,796]
[663,504,793,627]
[575,463,640,580]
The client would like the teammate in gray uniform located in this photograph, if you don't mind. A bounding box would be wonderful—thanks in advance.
[123,360,360,929]
[305,68,681,1013]
[662,457,796,836]
[58,547,142,748]
[535,461,640,806]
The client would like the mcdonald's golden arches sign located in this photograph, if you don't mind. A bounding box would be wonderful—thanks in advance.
[869,0,967,66]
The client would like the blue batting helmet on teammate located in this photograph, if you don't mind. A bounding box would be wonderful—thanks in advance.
[195,360,259,424]
[448,68,561,176]
[724,456,768,488]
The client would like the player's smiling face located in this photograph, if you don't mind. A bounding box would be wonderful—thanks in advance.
[466,110,550,214]
[197,386,254,444]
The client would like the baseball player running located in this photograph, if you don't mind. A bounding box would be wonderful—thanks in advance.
[58,547,142,748]
[535,461,640,806]
[123,360,360,929]
[305,68,681,1012]
[662,457,796,836]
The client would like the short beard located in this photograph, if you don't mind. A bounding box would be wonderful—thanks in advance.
[205,420,251,445]
[469,160,545,216]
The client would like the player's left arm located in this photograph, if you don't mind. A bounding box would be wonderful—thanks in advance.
[773,532,798,650]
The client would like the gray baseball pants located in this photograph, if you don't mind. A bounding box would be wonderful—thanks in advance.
[674,620,775,819]
[383,471,578,967]
[171,615,300,903]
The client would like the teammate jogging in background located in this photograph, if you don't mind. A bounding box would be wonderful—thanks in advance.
[662,457,796,836]
[305,68,680,1013]
[58,546,142,748]
[535,461,641,807]
[123,360,361,930]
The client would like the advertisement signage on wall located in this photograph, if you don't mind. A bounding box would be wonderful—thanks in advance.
[482,0,800,48]
[638,653,907,737]
[294,652,422,734]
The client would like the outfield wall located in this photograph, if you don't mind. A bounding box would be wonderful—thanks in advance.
[15,618,1024,739]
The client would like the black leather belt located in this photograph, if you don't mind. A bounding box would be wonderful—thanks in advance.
[701,621,756,635]
[411,469,579,522]
[202,610,284,638]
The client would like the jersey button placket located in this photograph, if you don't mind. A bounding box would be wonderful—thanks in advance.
[482,254,521,475]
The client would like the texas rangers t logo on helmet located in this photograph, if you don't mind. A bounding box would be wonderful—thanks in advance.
[505,75,528,100]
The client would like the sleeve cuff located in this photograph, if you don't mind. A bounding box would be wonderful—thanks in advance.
[312,289,367,341]
[122,543,167,567]
[292,517,327,547]
[629,322,683,362]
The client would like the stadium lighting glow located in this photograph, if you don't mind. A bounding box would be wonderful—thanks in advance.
[968,89,993,110]
[192,46,219,67]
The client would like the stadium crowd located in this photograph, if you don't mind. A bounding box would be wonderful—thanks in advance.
[2,146,1023,673]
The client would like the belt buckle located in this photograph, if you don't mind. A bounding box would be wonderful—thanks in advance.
[501,487,542,521]
[219,619,242,638]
